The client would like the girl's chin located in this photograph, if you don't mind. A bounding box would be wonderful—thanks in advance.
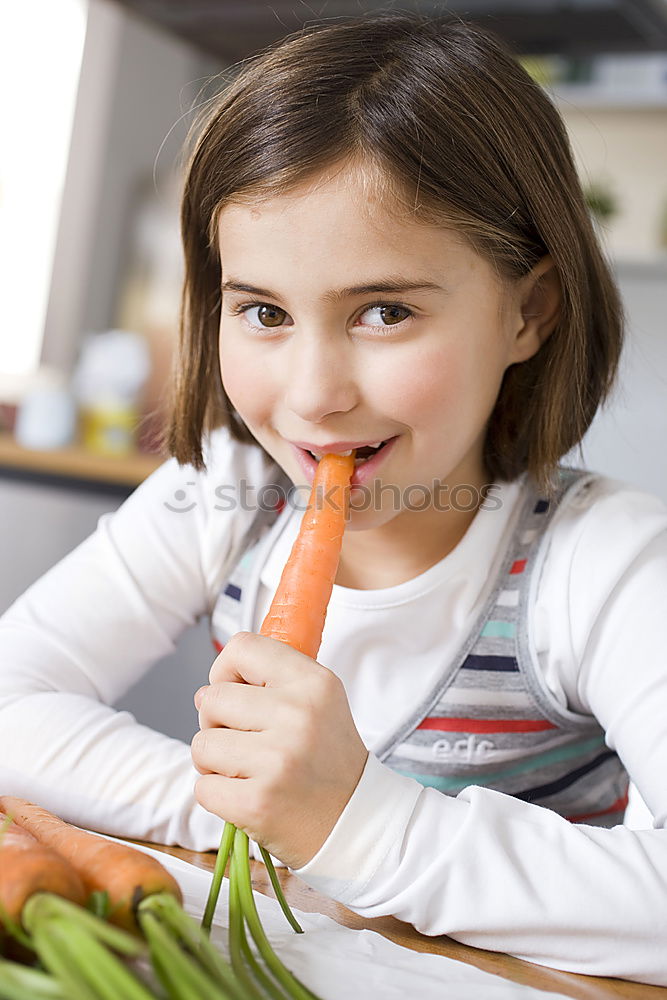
[344,494,406,529]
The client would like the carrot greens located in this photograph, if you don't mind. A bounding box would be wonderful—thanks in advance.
[20,893,154,1000]
[136,891,251,1000]
[0,958,66,1000]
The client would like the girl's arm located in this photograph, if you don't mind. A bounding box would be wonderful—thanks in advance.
[292,486,667,986]
[0,430,265,850]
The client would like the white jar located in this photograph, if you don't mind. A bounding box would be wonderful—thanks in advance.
[15,368,77,450]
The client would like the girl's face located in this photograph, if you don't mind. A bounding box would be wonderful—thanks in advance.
[217,162,545,536]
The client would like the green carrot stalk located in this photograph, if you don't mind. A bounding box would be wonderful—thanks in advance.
[226,837,291,1000]
[139,909,230,1000]
[21,894,156,1000]
[258,848,303,934]
[231,831,320,1000]
[23,894,145,957]
[48,922,153,1000]
[85,891,111,920]
[237,914,288,1000]
[27,922,104,1000]
[227,872,267,1000]
[0,900,32,952]
[137,892,251,1000]
[201,823,303,955]
[0,959,66,1000]
[202,820,236,933]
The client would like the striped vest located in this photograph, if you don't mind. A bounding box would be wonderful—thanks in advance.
[210,466,629,828]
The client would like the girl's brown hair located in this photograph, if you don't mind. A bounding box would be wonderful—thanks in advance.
[165,13,623,493]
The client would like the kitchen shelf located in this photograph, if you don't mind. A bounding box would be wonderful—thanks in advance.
[0,432,163,491]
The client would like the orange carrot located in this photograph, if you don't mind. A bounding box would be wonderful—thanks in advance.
[0,797,182,932]
[260,451,355,657]
[201,452,355,946]
[0,812,86,926]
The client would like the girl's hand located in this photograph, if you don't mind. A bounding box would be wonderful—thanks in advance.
[191,631,369,869]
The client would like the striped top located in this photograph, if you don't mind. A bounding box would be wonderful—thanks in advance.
[210,466,629,828]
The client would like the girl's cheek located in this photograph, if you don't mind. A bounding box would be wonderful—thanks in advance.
[219,341,273,424]
[371,345,459,420]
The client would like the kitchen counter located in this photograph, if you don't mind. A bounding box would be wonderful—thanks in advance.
[0,431,163,493]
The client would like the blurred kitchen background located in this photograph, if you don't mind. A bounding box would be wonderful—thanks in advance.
[1,0,666,823]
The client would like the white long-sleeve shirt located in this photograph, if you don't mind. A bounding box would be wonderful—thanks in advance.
[1,426,667,984]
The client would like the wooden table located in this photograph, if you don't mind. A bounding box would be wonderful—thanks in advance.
[146,842,666,1000]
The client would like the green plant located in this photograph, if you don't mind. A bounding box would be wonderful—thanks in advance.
[583,181,618,222]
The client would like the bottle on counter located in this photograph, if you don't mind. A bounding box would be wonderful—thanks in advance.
[71,330,151,456]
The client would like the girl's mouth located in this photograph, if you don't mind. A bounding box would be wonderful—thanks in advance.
[291,437,399,487]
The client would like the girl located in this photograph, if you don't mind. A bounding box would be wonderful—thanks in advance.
[2,13,667,986]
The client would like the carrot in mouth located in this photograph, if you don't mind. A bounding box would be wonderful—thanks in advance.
[260,450,355,657]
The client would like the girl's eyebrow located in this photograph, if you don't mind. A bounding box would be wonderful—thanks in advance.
[220,277,447,302]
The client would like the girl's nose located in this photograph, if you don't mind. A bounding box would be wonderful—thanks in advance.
[284,334,358,423]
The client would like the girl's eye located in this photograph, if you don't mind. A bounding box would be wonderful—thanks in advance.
[229,300,412,331]
[234,303,290,328]
[356,304,412,328]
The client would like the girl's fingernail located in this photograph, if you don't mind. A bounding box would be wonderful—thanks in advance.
[194,685,208,709]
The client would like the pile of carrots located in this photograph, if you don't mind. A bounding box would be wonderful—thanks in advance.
[0,452,355,1000]
[0,801,186,999]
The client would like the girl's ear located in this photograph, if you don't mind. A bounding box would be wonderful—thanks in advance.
[509,255,562,364]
